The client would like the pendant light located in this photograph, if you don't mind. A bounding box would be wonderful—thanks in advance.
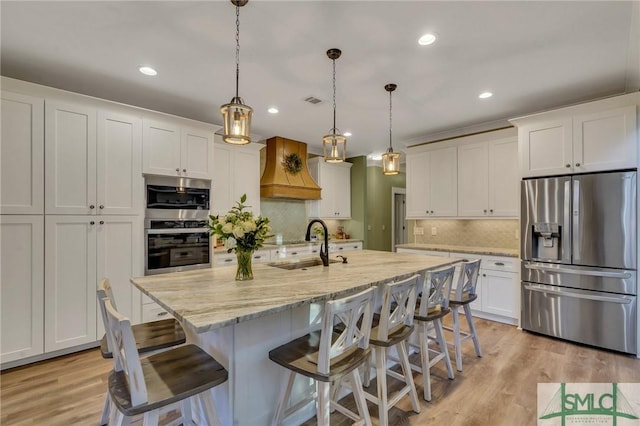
[220,0,253,145]
[382,83,400,175]
[322,48,346,163]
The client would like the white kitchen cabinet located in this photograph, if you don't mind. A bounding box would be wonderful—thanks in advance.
[307,158,352,219]
[0,216,44,364]
[406,146,457,218]
[480,269,518,319]
[213,248,272,267]
[143,118,215,180]
[513,97,638,177]
[1,92,44,214]
[329,241,363,253]
[212,138,261,216]
[457,137,518,217]
[45,102,142,215]
[44,215,142,351]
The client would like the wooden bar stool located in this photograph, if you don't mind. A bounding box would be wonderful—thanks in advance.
[409,266,456,401]
[100,296,228,426]
[446,259,482,372]
[97,279,186,425]
[362,274,421,426]
[268,287,376,426]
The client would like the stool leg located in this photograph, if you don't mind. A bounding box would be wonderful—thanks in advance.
[317,380,331,426]
[142,410,159,426]
[397,340,421,413]
[350,368,372,426]
[199,391,222,426]
[419,322,432,401]
[181,398,193,425]
[464,304,482,357]
[451,306,463,372]
[272,370,295,426]
[100,392,110,425]
[375,346,389,426]
[434,318,454,380]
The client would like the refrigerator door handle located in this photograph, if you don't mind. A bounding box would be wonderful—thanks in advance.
[523,263,633,279]
[524,284,634,304]
[572,178,580,262]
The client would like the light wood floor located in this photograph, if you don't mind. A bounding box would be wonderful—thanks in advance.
[1,318,638,425]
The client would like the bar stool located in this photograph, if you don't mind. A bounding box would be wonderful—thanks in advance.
[268,287,376,426]
[362,274,421,426]
[100,296,228,426]
[409,266,456,401]
[446,259,482,372]
[97,279,186,425]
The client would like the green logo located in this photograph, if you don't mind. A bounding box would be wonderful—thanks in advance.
[539,383,639,425]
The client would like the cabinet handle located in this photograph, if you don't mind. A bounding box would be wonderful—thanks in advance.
[494,262,505,266]
[254,255,261,259]
[157,311,169,317]
[89,204,95,209]
[565,164,571,168]
[482,273,486,277]
[183,168,187,173]
[575,162,581,167]
[175,168,180,173]
[99,205,104,209]
[291,252,298,255]
[224,259,233,262]
[99,220,104,225]
[483,209,487,213]
[90,221,95,225]
[489,209,494,213]
[430,210,434,214]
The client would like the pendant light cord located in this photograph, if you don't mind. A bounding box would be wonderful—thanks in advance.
[235,4,241,99]
[389,89,393,150]
[332,58,337,135]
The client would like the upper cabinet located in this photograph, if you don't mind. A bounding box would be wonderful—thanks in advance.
[212,137,262,216]
[142,118,215,180]
[307,157,352,219]
[45,101,142,215]
[1,91,44,214]
[511,94,638,177]
[406,145,458,218]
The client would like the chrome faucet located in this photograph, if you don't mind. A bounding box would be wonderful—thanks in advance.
[305,219,329,266]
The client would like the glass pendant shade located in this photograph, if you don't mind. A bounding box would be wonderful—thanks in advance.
[322,133,347,163]
[221,97,253,145]
[382,149,400,175]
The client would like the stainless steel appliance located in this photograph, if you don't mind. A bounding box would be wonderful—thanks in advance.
[145,219,211,275]
[145,176,210,219]
[521,170,637,354]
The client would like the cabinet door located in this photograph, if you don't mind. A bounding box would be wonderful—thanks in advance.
[181,126,214,179]
[45,101,97,214]
[0,216,44,363]
[519,118,573,177]
[406,151,430,218]
[234,148,261,215]
[488,137,519,217]
[96,216,143,336]
[142,119,181,177]
[573,105,637,173]
[212,142,232,216]
[97,110,142,215]
[429,146,457,216]
[333,164,351,218]
[45,216,97,351]
[457,142,489,216]
[481,269,518,319]
[1,92,44,214]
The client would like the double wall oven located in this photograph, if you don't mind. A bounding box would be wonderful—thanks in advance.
[145,176,212,275]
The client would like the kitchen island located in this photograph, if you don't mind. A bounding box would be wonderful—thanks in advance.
[131,250,459,425]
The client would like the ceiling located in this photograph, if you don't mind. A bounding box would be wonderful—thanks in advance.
[2,1,639,158]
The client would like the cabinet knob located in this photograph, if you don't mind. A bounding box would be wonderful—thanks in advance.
[482,273,486,277]
[90,221,95,225]
[430,210,434,214]
[183,168,187,173]
[575,162,581,167]
[99,205,104,209]
[175,168,180,173]
[99,220,104,225]
[490,209,494,213]
[566,164,571,168]
[89,204,95,209]
[483,209,487,213]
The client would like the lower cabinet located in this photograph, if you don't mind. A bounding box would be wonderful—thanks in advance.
[213,248,274,267]
[0,215,44,364]
[44,215,142,352]
[329,241,363,253]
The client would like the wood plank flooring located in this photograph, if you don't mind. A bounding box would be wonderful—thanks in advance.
[1,318,638,425]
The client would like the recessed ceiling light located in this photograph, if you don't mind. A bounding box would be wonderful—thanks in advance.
[478,92,493,99]
[139,66,157,76]
[370,153,383,161]
[344,132,352,137]
[268,107,279,114]
[418,33,437,46]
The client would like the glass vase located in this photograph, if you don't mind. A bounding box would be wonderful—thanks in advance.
[235,249,254,281]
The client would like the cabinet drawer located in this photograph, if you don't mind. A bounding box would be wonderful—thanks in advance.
[142,302,172,323]
[214,253,237,267]
[481,256,517,273]
[272,246,313,260]
[330,241,363,253]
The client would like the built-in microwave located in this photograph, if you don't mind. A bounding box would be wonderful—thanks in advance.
[145,176,210,220]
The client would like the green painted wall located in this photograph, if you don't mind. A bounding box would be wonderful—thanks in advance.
[366,166,406,252]
[346,156,367,242]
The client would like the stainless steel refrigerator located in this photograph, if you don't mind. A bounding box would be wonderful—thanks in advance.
[521,170,637,354]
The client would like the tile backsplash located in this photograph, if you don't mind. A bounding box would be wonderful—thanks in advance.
[408,219,519,249]
[260,199,347,242]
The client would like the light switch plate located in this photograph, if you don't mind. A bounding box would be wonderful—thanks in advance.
[431,227,437,236]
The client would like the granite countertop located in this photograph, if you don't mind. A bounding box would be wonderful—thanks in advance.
[213,239,364,254]
[395,243,520,258]
[131,250,457,333]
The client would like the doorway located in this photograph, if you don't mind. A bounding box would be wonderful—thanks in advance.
[391,188,407,251]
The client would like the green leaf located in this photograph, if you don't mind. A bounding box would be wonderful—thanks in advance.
[240,193,247,203]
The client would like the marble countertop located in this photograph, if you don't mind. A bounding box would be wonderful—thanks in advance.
[395,243,520,258]
[131,250,457,333]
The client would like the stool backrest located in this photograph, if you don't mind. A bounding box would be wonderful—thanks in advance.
[376,274,420,341]
[454,259,481,301]
[317,287,375,375]
[418,266,455,317]
[102,297,149,407]
[97,278,117,358]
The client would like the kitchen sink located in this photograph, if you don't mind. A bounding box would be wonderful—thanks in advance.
[267,257,341,270]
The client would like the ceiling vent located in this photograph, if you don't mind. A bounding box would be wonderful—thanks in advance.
[303,96,323,105]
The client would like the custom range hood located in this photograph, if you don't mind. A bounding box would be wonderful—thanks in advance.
[260,136,321,200]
